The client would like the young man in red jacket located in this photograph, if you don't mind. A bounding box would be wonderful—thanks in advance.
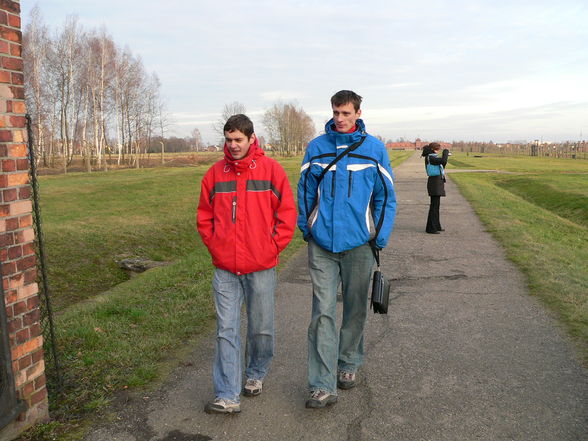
[197,114,296,414]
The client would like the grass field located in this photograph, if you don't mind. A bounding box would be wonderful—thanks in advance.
[447,153,588,362]
[27,150,411,440]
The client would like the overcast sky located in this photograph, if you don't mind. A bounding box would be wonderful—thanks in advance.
[21,0,588,144]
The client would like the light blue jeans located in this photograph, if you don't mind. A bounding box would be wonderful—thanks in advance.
[212,267,276,402]
[307,240,375,394]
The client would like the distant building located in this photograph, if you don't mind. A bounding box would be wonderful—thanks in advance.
[386,138,452,150]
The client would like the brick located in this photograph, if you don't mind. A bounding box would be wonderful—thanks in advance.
[8,316,21,333]
[26,290,40,307]
[31,348,44,364]
[20,284,39,303]
[7,171,28,186]
[26,359,44,381]
[10,43,21,57]
[2,157,15,171]
[10,199,31,215]
[8,244,21,260]
[18,186,30,199]
[16,327,29,344]
[16,158,28,170]
[2,260,16,275]
[8,13,20,28]
[0,1,20,14]
[19,214,33,228]
[6,216,18,230]
[0,129,12,141]
[9,85,24,99]
[3,188,17,202]
[4,98,11,112]
[0,218,4,231]
[10,116,27,127]
[0,202,9,216]
[3,56,22,71]
[23,268,37,284]
[30,322,41,338]
[0,11,7,25]
[13,300,26,315]
[11,71,23,84]
[0,231,14,246]
[30,388,48,406]
[22,309,40,326]
[16,254,36,271]
[8,266,23,283]
[0,27,21,43]
[11,335,43,360]
[5,303,13,318]
[0,70,10,83]
[0,40,8,54]
[14,368,25,388]
[35,374,46,389]
[11,100,25,113]
[18,354,32,370]
[0,175,7,188]
[22,380,34,398]
[15,227,34,243]
[13,129,25,142]
[10,115,26,126]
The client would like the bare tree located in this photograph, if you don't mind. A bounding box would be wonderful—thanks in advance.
[212,101,246,137]
[24,5,168,173]
[23,5,50,166]
[263,102,315,156]
[191,128,203,151]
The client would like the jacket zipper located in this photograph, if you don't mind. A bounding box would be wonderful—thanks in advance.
[331,173,336,197]
[232,196,237,223]
[348,171,353,197]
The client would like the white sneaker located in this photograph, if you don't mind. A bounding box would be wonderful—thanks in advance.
[204,397,241,414]
[243,378,263,397]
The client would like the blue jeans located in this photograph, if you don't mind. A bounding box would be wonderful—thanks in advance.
[307,240,375,394]
[212,267,276,402]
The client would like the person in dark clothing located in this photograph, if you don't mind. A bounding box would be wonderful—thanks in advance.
[422,142,449,234]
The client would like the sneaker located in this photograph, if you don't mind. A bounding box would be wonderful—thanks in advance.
[204,397,241,414]
[337,370,356,390]
[243,378,263,397]
[305,390,337,408]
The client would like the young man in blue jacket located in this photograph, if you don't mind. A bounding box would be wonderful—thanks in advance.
[297,90,396,408]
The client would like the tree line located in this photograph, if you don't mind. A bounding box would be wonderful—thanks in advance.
[23,6,169,172]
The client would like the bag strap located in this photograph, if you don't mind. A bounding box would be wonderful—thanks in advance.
[369,241,380,269]
[307,136,366,217]
[316,136,366,185]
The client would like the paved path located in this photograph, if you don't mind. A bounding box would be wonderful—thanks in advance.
[87,152,588,441]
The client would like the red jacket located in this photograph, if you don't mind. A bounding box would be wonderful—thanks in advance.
[197,139,296,275]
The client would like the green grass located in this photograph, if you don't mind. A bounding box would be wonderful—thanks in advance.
[448,153,588,362]
[23,151,412,440]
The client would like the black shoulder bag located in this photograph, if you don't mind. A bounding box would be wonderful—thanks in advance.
[370,245,390,314]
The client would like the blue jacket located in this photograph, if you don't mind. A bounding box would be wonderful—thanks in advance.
[297,118,396,253]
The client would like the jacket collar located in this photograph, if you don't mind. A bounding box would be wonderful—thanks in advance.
[325,118,367,146]
[223,137,264,172]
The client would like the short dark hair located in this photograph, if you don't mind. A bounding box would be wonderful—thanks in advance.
[224,114,254,138]
[331,90,363,112]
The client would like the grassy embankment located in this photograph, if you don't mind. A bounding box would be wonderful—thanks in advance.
[25,150,411,439]
[447,153,588,363]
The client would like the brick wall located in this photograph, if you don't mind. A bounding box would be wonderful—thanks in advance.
[0,1,49,439]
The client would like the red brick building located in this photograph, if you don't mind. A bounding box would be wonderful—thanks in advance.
[386,138,452,150]
[0,1,49,440]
